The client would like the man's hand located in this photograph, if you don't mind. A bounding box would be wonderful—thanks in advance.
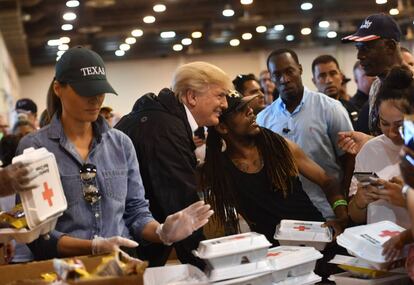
[0,162,39,197]
[0,242,14,264]
[158,201,213,245]
[193,136,205,148]
[337,131,372,155]
[383,233,405,261]
[407,245,414,281]
[323,216,349,239]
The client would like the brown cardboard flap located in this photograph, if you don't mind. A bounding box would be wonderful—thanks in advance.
[0,255,143,285]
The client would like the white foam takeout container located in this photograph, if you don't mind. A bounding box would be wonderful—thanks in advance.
[331,272,410,285]
[0,147,67,244]
[336,221,407,270]
[266,246,323,283]
[273,272,322,285]
[273,220,332,251]
[143,264,210,285]
[206,259,272,282]
[213,272,273,285]
[192,232,271,269]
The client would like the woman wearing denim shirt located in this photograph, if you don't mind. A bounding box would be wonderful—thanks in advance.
[16,46,213,260]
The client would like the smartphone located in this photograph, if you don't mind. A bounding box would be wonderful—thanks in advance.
[353,172,378,186]
[402,117,414,165]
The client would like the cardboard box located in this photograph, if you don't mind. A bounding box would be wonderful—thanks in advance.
[0,254,143,285]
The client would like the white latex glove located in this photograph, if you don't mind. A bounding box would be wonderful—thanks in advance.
[91,236,138,255]
[157,201,213,245]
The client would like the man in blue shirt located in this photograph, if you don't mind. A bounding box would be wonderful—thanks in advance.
[257,48,354,220]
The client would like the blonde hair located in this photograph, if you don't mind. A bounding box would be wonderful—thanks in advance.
[172,61,232,101]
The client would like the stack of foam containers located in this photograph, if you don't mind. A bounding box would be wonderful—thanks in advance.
[0,147,67,244]
[193,232,324,285]
[267,246,322,285]
[193,232,273,284]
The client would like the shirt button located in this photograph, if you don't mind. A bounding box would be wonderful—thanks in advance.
[95,213,100,218]
[93,235,98,239]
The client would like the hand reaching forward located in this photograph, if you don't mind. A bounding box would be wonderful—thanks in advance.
[157,201,214,245]
[337,131,372,155]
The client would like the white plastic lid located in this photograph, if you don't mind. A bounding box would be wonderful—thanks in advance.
[11,147,67,229]
[336,221,406,264]
[267,246,323,270]
[274,220,332,242]
[193,232,271,259]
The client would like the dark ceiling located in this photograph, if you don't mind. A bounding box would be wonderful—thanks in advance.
[1,0,414,74]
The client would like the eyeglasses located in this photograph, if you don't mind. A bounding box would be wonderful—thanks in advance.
[80,163,101,205]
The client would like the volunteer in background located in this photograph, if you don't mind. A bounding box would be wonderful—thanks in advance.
[232,74,266,114]
[17,46,213,260]
[349,66,414,269]
[15,98,38,128]
[368,66,414,276]
[348,67,409,229]
[257,48,354,218]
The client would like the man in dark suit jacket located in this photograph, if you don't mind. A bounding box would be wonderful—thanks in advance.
[116,62,232,268]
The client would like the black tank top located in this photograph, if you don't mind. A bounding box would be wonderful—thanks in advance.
[224,155,324,245]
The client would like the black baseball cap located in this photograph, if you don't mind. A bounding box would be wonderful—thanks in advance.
[342,13,401,43]
[220,90,258,119]
[55,46,117,97]
[15,98,37,114]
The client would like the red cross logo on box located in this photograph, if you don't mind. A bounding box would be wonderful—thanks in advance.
[379,230,400,238]
[267,252,281,257]
[294,226,310,231]
[229,236,246,241]
[42,182,54,207]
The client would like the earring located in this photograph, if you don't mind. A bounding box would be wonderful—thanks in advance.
[221,139,227,152]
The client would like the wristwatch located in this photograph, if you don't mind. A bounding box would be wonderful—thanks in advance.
[402,184,413,200]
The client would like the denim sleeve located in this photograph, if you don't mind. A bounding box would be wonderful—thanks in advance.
[121,135,155,241]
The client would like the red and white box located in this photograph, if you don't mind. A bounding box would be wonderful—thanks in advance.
[192,232,271,270]
[0,147,67,244]
[337,221,407,270]
[274,220,332,251]
[267,246,322,283]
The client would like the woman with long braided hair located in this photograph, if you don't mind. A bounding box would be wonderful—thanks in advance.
[200,91,349,244]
